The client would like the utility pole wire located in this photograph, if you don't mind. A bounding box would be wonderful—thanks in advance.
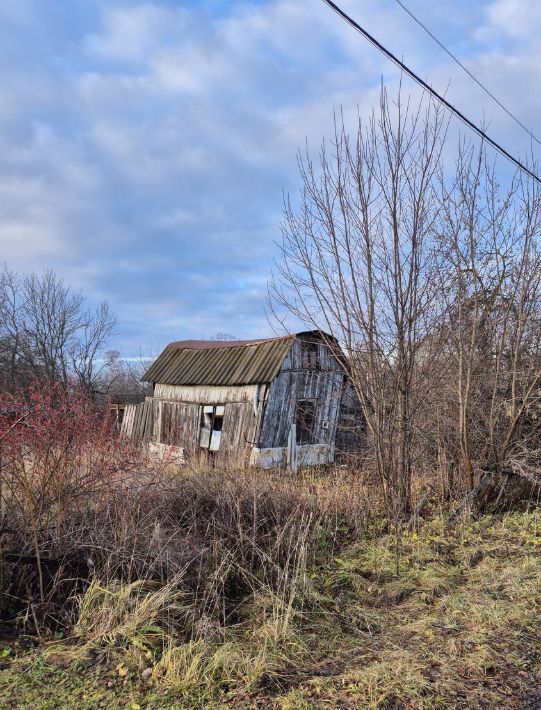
[393,0,541,145]
[320,0,541,184]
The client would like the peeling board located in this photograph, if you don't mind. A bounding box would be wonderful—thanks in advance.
[251,444,332,469]
[154,383,260,404]
[259,340,345,451]
[209,430,221,451]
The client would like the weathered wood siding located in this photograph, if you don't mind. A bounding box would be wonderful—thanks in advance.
[212,401,259,465]
[154,400,258,466]
[123,391,263,466]
[121,399,154,440]
[258,340,345,451]
[159,401,200,459]
[154,383,259,404]
[120,404,136,438]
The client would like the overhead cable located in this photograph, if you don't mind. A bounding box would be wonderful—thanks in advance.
[320,0,541,184]
[393,0,540,145]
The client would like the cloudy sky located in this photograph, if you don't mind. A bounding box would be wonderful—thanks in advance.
[1,0,540,354]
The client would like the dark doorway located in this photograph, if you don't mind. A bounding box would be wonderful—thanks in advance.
[296,399,316,444]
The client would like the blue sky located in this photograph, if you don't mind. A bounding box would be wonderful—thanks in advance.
[1,0,540,354]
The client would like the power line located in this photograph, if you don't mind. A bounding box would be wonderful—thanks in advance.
[320,0,541,184]
[393,0,541,145]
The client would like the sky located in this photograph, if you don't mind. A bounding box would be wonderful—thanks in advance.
[0,0,540,354]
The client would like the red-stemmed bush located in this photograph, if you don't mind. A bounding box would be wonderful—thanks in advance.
[0,380,146,627]
[0,381,370,635]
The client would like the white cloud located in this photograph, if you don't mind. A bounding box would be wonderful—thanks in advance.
[0,0,540,351]
[85,4,188,62]
[485,0,541,40]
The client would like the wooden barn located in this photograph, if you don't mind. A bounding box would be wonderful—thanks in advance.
[121,331,363,470]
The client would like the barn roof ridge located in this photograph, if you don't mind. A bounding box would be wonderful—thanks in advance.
[142,330,334,386]
[165,334,293,351]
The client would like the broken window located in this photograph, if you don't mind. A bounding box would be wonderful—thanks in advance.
[300,340,319,369]
[296,399,316,445]
[200,405,225,451]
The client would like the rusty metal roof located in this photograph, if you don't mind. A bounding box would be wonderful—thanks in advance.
[165,337,286,351]
[142,335,295,386]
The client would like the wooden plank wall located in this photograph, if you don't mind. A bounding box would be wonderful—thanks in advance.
[133,399,154,440]
[159,401,200,460]
[258,340,345,450]
[120,404,136,438]
[120,401,154,440]
[121,397,258,466]
[154,383,258,404]
[216,401,258,466]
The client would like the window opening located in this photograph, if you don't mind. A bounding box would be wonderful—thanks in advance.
[296,400,316,445]
[213,414,223,431]
[200,405,225,451]
[301,340,319,369]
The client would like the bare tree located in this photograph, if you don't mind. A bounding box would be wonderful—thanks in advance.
[436,143,541,496]
[96,349,152,403]
[0,266,116,393]
[270,87,448,516]
[270,80,541,512]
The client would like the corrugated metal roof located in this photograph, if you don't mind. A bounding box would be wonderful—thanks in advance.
[142,336,295,386]
[165,337,282,351]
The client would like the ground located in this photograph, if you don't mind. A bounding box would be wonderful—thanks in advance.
[1,510,540,709]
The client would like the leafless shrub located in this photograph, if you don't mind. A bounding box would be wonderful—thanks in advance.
[0,385,372,634]
[271,83,541,512]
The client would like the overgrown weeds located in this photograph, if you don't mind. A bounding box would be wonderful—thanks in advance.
[2,384,541,707]
[2,510,541,708]
[0,384,371,634]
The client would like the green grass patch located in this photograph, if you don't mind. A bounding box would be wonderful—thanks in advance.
[2,511,541,708]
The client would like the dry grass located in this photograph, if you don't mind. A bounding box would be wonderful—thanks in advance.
[73,578,192,653]
[0,462,372,634]
[2,460,541,708]
[279,510,541,709]
[1,507,532,708]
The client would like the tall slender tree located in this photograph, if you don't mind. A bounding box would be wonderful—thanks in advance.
[270,87,448,516]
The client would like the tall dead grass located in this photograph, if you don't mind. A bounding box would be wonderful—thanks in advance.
[0,396,374,633]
